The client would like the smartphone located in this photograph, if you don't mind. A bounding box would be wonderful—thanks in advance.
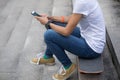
[31,11,42,17]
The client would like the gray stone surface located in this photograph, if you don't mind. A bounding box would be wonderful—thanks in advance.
[0,0,77,80]
[52,0,72,16]
[0,0,22,48]
[0,0,119,80]
[0,0,10,12]
[98,0,120,78]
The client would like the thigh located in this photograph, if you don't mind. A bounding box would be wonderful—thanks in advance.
[45,30,88,57]
[45,29,100,58]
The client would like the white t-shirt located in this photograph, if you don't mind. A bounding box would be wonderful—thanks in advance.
[73,0,106,53]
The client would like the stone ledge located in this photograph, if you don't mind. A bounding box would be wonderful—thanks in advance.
[98,0,120,79]
[106,30,120,79]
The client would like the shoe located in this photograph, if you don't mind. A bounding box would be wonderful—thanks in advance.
[30,53,55,65]
[52,63,76,80]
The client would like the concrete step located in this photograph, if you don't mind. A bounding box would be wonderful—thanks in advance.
[0,0,9,10]
[15,0,78,80]
[0,0,38,78]
[0,0,39,80]
[16,0,54,80]
[0,0,39,48]
[0,0,22,48]
[0,0,119,80]
[52,0,72,16]
[0,0,10,23]
[98,0,120,79]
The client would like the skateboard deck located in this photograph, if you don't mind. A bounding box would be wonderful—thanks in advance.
[78,56,104,74]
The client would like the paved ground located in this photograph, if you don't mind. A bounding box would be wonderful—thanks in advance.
[0,0,119,80]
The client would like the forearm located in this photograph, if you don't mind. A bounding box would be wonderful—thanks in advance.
[48,15,71,23]
[49,23,68,36]
[35,13,82,36]
[49,14,82,36]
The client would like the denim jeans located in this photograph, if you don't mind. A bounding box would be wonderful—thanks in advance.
[44,21,101,67]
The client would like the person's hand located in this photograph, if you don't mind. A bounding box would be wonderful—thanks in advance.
[35,14,49,25]
[47,16,54,20]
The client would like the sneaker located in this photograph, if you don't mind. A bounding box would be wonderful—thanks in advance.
[52,64,76,80]
[30,53,55,65]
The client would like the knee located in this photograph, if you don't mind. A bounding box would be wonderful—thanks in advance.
[44,29,58,42]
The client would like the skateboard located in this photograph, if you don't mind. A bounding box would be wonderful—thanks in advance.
[78,56,104,74]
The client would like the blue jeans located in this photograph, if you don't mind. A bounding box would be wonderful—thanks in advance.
[44,21,100,67]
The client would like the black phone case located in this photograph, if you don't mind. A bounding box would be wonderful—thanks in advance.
[31,11,41,17]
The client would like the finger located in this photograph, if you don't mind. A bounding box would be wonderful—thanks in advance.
[35,16,42,20]
[34,17,40,21]
[34,16,39,19]
[47,16,54,20]
[41,14,48,17]
[47,16,51,19]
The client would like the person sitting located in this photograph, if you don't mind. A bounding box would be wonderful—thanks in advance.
[31,0,106,80]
